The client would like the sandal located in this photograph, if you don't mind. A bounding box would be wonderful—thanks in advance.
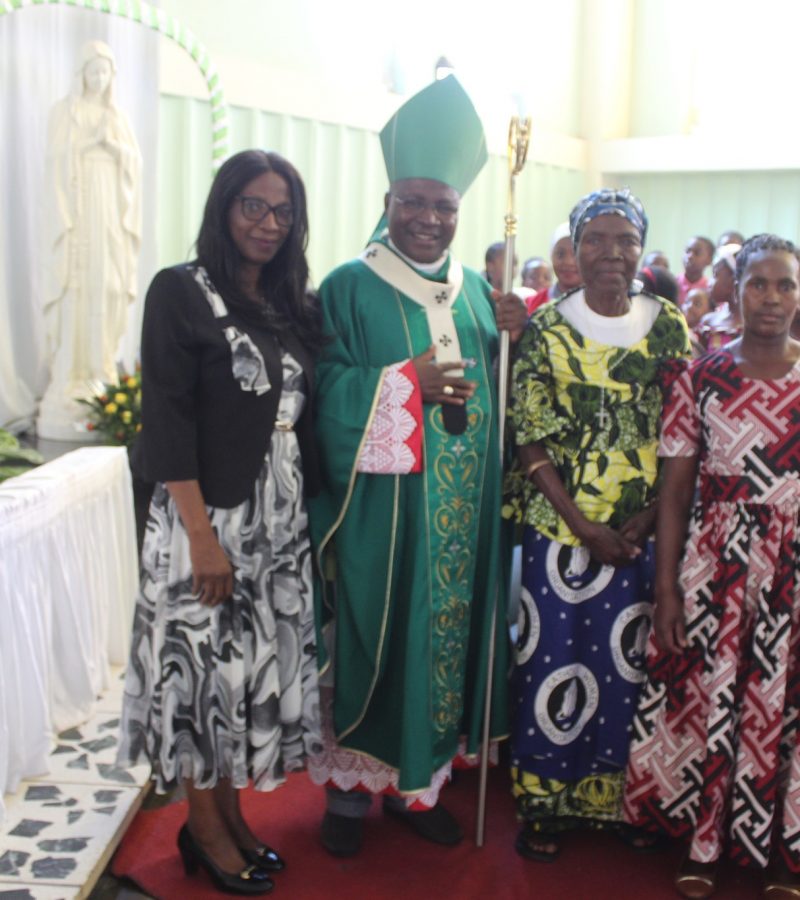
[514,824,561,863]
[617,823,665,853]
[763,858,800,897]
[675,857,718,900]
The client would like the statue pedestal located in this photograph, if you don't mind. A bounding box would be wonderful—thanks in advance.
[37,379,102,442]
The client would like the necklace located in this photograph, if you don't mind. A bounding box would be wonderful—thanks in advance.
[596,389,611,429]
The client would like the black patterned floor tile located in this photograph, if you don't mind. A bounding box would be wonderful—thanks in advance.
[0,851,30,877]
[97,765,135,784]
[23,786,60,802]
[30,855,78,879]
[37,838,90,853]
[78,737,116,755]
[2,666,145,897]
[91,807,116,816]
[7,820,50,838]
[66,755,89,771]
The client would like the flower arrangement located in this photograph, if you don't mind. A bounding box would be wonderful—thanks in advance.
[81,371,142,446]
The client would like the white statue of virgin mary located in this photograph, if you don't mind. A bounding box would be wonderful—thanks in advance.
[37,40,142,440]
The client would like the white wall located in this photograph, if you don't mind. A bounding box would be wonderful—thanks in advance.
[616,0,800,173]
[629,0,800,142]
[157,0,585,158]
[155,0,799,178]
[153,0,800,282]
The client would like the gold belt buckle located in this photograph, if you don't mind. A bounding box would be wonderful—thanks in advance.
[274,419,293,432]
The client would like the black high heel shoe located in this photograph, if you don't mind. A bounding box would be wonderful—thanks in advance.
[177,824,274,895]
[239,844,285,872]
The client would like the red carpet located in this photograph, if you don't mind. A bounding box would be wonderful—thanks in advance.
[113,768,762,899]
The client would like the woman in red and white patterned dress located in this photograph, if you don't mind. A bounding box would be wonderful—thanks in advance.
[623,234,800,900]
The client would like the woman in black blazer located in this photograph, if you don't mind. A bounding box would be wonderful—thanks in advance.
[119,150,323,895]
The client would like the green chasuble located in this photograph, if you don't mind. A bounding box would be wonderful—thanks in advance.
[311,242,510,793]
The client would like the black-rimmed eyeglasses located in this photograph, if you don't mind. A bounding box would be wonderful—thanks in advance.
[390,195,459,221]
[236,195,293,227]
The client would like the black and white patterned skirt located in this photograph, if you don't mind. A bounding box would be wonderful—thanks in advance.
[117,355,321,792]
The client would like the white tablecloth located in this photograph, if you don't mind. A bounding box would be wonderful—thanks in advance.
[0,447,138,823]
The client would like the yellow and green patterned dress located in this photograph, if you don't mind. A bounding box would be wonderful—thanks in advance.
[505,290,689,831]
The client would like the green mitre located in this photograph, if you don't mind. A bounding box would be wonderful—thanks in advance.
[380,74,487,195]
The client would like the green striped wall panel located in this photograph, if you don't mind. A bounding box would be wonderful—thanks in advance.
[609,171,800,270]
[157,94,587,284]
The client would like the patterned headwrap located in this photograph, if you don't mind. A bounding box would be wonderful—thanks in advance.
[569,187,648,249]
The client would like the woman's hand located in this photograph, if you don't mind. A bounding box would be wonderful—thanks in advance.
[517,443,639,568]
[575,520,641,567]
[653,585,687,654]
[492,290,528,343]
[188,530,233,606]
[619,505,657,548]
[412,346,477,406]
[165,480,233,607]
[653,456,697,654]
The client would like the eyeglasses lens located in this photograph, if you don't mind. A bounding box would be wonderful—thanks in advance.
[240,197,293,227]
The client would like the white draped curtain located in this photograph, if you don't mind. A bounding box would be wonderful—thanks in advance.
[0,5,159,430]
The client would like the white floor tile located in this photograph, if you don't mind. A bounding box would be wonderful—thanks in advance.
[0,884,80,898]
[33,712,149,790]
[0,782,140,888]
[0,666,150,898]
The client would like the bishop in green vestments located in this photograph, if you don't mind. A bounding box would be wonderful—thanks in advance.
[309,76,521,855]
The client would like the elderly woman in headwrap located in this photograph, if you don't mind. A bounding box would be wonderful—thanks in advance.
[505,188,690,862]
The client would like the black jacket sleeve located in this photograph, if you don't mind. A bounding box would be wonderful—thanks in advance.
[135,267,202,484]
